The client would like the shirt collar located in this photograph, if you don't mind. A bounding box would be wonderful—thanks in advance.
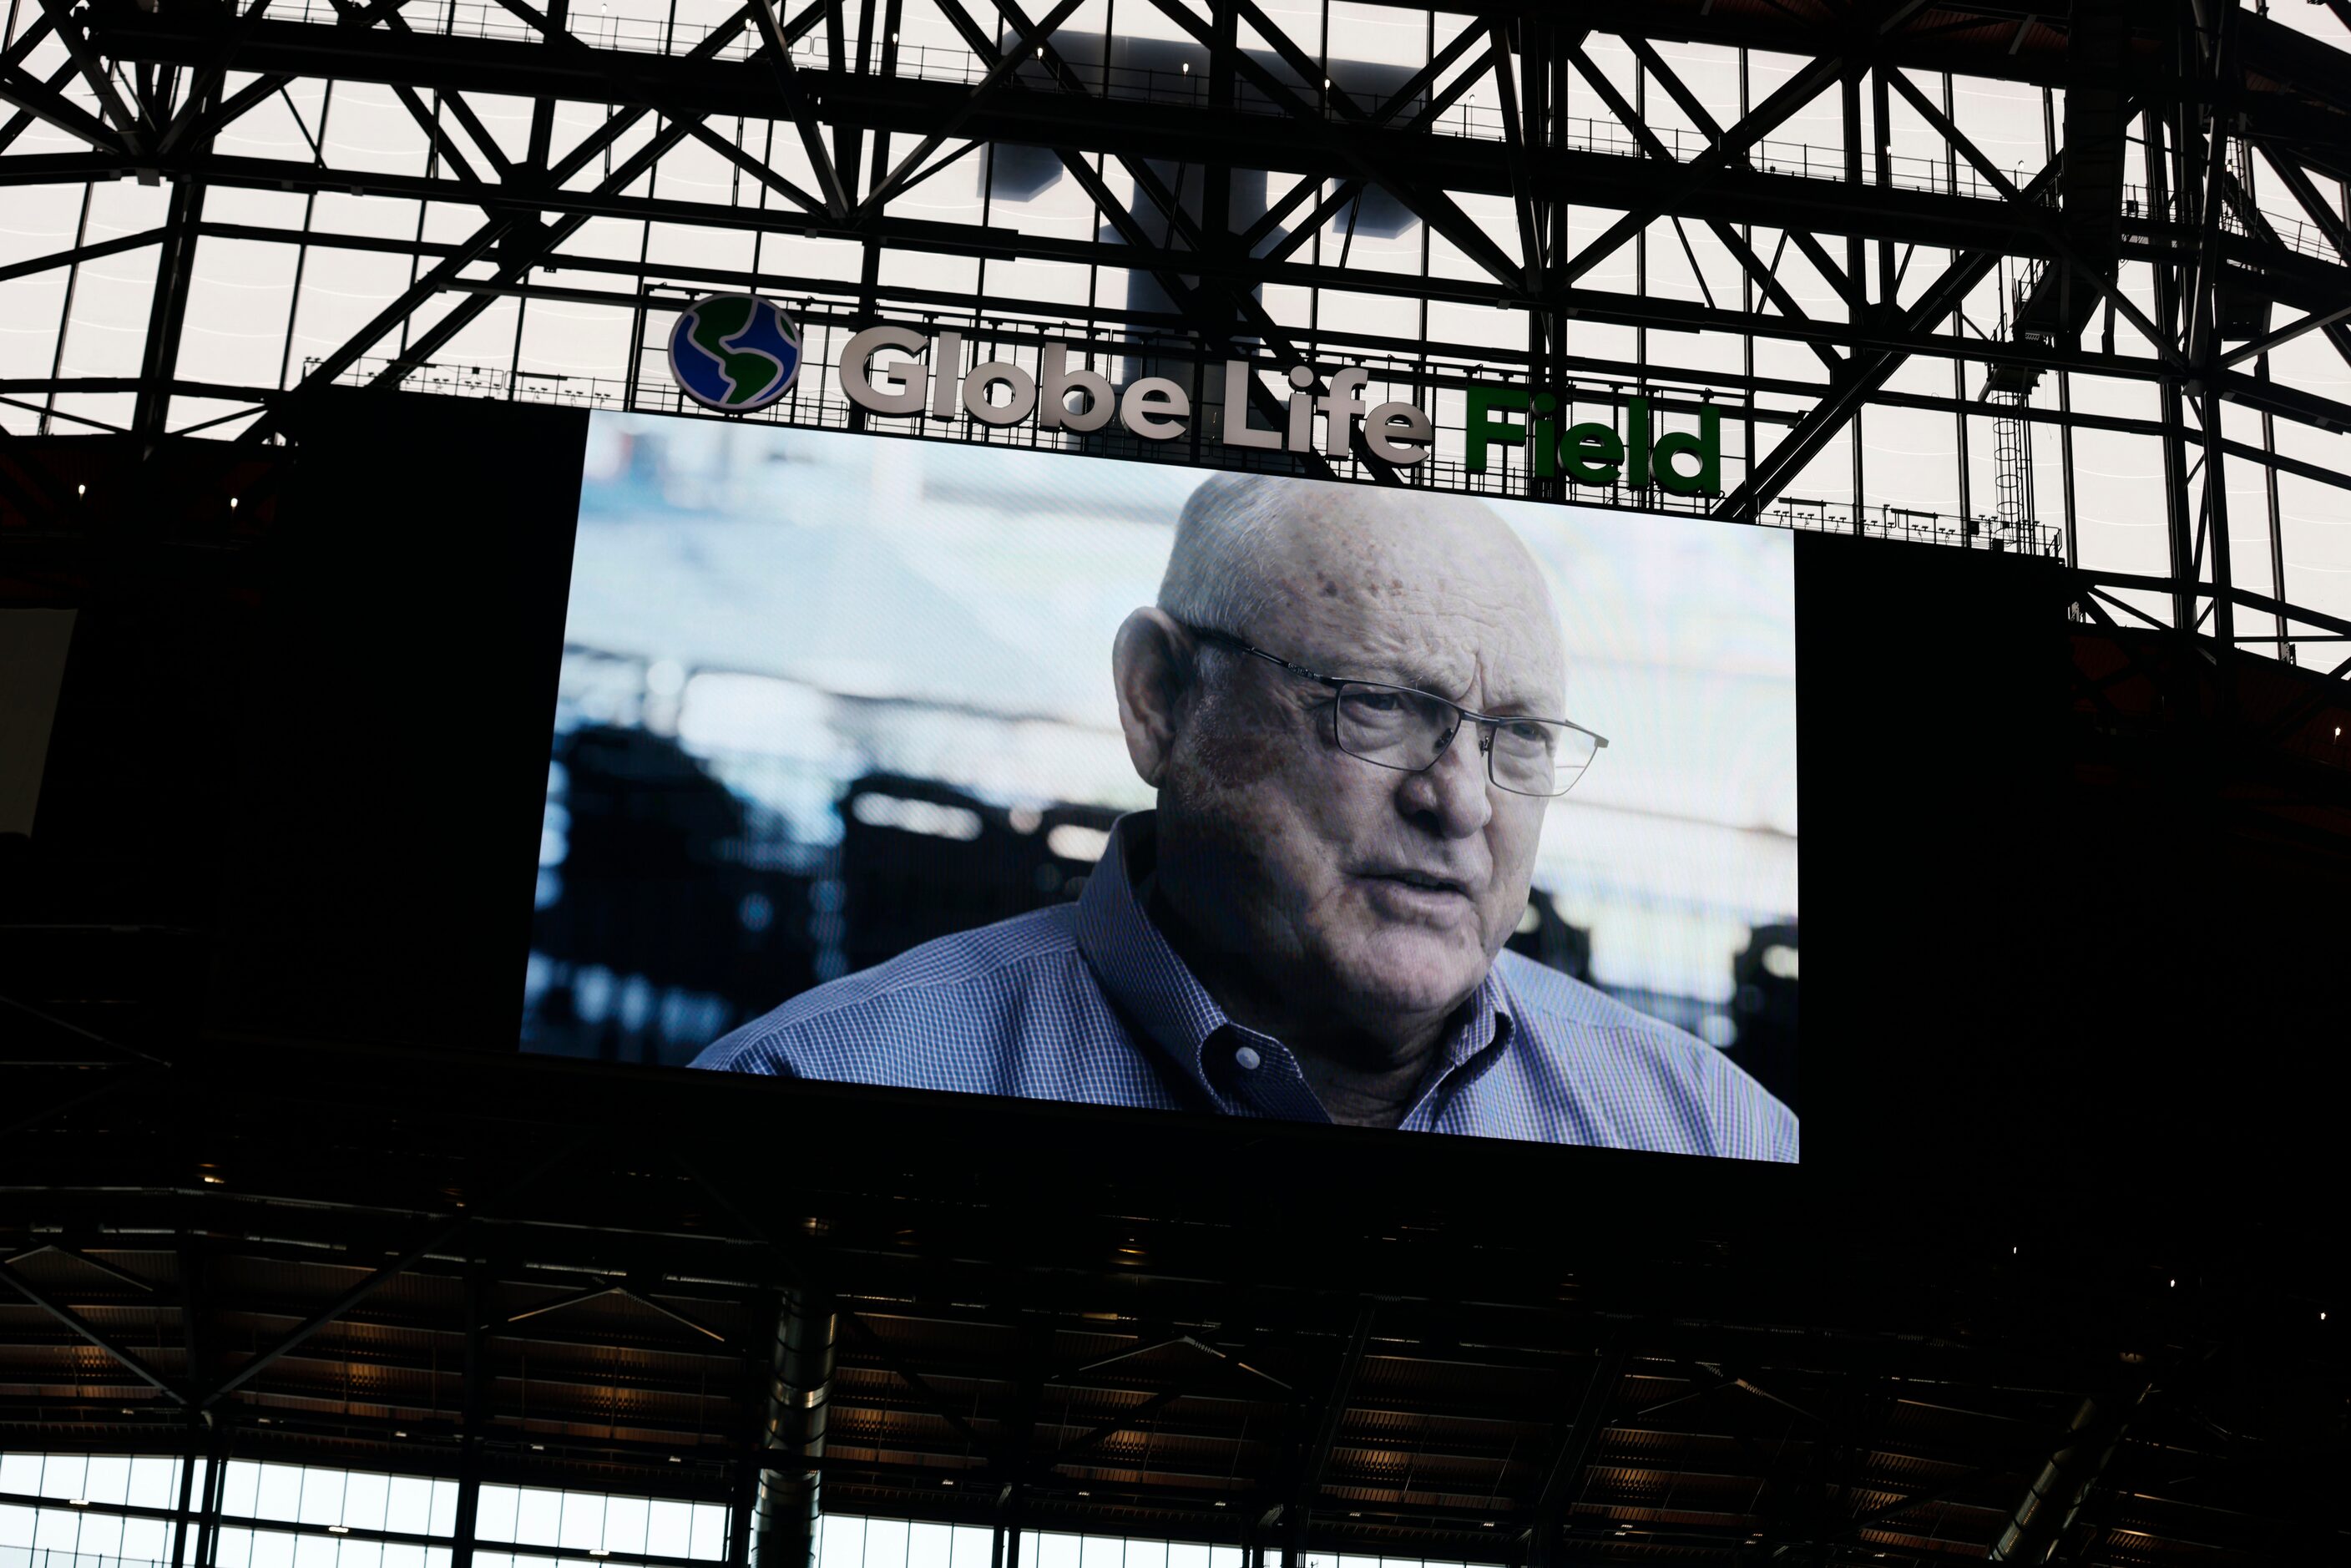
[1074,811,1519,1116]
[1073,812,1233,1102]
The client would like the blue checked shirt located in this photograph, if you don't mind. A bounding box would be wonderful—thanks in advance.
[695,814,1797,1159]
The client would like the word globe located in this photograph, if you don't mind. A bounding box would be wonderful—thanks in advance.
[668,295,802,413]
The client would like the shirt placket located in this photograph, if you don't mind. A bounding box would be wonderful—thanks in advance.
[1204,1024,1329,1121]
[1398,1009,1514,1132]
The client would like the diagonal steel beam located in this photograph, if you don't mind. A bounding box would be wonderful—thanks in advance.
[0,1258,190,1404]
[200,1140,579,1407]
[1883,68,2183,372]
[35,0,144,148]
[850,0,1087,225]
[242,11,761,434]
[2232,159,2351,373]
[1565,39,1845,372]
[1614,34,1861,315]
[1239,29,1487,260]
[1297,1299,1374,1503]
[1523,1343,1628,1567]
[0,57,131,154]
[1049,1388,1185,1465]
[152,0,276,155]
[673,1147,996,1459]
[1554,48,1848,293]
[928,0,1338,478]
[1719,157,2067,521]
[1143,0,1525,292]
[482,0,827,213]
[0,225,164,283]
[746,0,847,216]
[1485,22,1540,291]
[0,13,56,73]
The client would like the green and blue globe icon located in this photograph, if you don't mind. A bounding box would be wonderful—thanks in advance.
[668,294,801,412]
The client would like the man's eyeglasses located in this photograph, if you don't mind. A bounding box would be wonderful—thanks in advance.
[1181,624,1607,799]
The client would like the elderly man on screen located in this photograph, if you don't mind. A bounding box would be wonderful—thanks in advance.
[695,474,1797,1159]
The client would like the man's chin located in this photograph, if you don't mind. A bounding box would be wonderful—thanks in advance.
[1320,927,1493,1019]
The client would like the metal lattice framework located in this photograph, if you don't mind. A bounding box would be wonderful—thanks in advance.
[3,1039,2343,1568]
[0,3,2348,622]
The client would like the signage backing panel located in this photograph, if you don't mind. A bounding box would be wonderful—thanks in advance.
[521,411,1798,1160]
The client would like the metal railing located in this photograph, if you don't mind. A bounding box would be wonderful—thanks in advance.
[0,1551,168,1568]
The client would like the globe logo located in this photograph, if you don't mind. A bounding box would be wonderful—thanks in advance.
[668,295,801,412]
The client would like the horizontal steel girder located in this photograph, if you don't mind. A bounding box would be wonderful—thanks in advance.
[73,8,2329,265]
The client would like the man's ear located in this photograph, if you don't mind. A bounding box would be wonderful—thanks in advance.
[1112,608,1196,788]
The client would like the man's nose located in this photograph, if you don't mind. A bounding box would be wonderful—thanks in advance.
[1395,724,1494,837]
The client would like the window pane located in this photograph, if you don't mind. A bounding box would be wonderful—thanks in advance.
[557,1493,604,1553]
[387,1478,435,1537]
[255,1464,304,1523]
[385,1543,427,1568]
[344,1539,387,1568]
[33,1506,80,1551]
[83,1457,131,1508]
[860,1519,907,1568]
[77,1512,124,1556]
[38,1455,87,1503]
[128,1457,179,1510]
[300,1469,350,1528]
[1033,1535,1080,1568]
[812,1514,860,1568]
[0,1505,34,1550]
[907,1523,952,1568]
[1170,1546,1211,1568]
[252,1526,298,1568]
[294,1529,340,1568]
[949,1525,993,1568]
[122,1515,170,1560]
[428,1482,459,1539]
[514,1490,561,1549]
[602,1496,647,1559]
[688,1504,727,1562]
[473,1487,518,1545]
[216,1525,257,1568]
[1127,1542,1167,1568]
[0,1454,38,1495]
[645,1502,693,1559]
[221,1462,263,1520]
[344,1472,391,1534]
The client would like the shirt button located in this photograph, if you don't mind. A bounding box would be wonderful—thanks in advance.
[1232,1044,1263,1071]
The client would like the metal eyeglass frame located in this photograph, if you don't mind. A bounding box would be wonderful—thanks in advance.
[1179,622,1609,798]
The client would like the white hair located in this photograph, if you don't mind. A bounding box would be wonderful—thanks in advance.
[1155,472,1297,639]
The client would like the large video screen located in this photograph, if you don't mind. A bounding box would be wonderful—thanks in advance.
[523,412,1799,1161]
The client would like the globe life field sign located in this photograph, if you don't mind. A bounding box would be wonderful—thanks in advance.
[669,295,803,412]
[665,306,1722,498]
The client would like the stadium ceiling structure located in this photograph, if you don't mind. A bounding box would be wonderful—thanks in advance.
[1,0,2348,660]
[3,1041,2341,1568]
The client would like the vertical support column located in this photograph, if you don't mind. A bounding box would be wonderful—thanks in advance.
[1841,67,1866,533]
[2187,0,2236,651]
[173,1244,209,1568]
[191,1424,227,1568]
[730,1290,778,1568]
[752,1289,837,1568]
[2259,367,2288,658]
[2141,103,2197,633]
[453,1271,488,1568]
[133,171,206,450]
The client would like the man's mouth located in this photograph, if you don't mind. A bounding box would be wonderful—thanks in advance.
[1368,869,1471,898]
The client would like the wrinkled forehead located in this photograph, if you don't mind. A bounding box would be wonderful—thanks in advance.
[1257,487,1564,707]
